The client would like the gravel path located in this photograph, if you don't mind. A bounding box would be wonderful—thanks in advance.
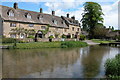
[83,40,100,45]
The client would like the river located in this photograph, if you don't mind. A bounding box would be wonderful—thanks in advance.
[2,45,120,78]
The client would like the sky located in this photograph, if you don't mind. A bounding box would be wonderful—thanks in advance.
[1,0,119,30]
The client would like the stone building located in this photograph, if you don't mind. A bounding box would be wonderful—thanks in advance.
[0,3,81,39]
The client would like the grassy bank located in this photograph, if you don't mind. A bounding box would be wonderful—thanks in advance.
[91,39,115,43]
[7,41,88,49]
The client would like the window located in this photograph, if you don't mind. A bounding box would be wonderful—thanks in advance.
[20,34,25,39]
[72,27,74,31]
[64,29,67,32]
[77,28,79,31]
[29,24,34,27]
[41,26,46,30]
[10,23,16,27]
[37,15,43,20]
[7,10,14,17]
[10,34,16,38]
[52,20,57,25]
[61,21,64,24]
[25,13,31,19]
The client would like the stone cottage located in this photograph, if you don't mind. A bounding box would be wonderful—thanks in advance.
[0,3,81,39]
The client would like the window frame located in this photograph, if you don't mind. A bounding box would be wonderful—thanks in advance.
[72,27,74,31]
[7,10,14,17]
[29,24,34,27]
[10,23,16,27]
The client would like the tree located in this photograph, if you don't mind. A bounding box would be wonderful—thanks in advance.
[93,27,107,39]
[81,2,104,38]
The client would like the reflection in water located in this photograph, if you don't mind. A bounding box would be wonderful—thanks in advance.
[2,46,119,78]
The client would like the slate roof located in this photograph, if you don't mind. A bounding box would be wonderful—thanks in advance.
[0,5,80,28]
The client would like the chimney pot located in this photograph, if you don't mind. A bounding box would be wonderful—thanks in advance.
[52,11,55,16]
[14,2,18,9]
[67,13,69,18]
[71,16,75,20]
[40,8,43,13]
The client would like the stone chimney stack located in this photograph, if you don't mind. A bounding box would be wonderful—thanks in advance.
[52,11,55,16]
[14,2,18,9]
[67,13,69,18]
[71,16,75,20]
[40,8,43,13]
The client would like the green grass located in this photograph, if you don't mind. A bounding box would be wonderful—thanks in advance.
[6,41,88,49]
[91,39,115,43]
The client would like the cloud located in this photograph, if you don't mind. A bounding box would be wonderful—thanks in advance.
[101,0,118,29]
[1,0,119,29]
[1,0,118,2]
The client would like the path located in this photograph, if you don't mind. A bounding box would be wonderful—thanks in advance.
[83,40,100,45]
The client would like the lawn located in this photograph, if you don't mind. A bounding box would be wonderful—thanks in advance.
[5,41,88,49]
[91,39,115,43]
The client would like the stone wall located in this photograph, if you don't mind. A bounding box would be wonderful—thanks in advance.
[3,21,81,39]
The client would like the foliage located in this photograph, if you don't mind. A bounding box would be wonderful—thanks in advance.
[2,38,16,43]
[79,34,86,40]
[81,2,104,38]
[55,32,60,38]
[48,35,54,39]
[93,27,107,39]
[105,54,120,77]
[39,24,50,37]
[27,35,35,39]
[61,34,66,38]
[61,41,88,48]
[10,28,36,38]
[2,38,29,44]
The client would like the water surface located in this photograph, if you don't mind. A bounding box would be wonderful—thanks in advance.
[2,45,120,78]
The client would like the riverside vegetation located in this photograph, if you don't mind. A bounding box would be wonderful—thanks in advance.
[105,54,120,78]
[2,38,88,49]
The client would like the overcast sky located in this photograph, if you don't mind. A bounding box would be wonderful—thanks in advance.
[1,0,119,29]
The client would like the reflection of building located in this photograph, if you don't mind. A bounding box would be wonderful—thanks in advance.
[0,3,81,39]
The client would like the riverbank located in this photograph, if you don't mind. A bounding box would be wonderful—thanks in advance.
[83,40,100,45]
[91,39,115,43]
[2,41,88,49]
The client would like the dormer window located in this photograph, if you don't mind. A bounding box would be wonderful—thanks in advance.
[25,13,31,19]
[37,15,43,20]
[52,19,57,25]
[7,10,14,17]
[61,21,64,24]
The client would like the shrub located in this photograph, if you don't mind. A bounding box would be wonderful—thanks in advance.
[79,35,86,40]
[2,38,16,43]
[61,41,88,48]
[61,34,66,38]
[27,35,35,39]
[48,35,54,39]
[105,54,120,77]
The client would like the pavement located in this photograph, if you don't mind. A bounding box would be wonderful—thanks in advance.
[83,40,100,45]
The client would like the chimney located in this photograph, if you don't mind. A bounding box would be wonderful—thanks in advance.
[40,8,43,13]
[67,13,69,18]
[52,11,55,16]
[71,16,75,20]
[14,2,18,9]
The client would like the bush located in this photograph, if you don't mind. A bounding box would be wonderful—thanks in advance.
[27,35,34,39]
[48,35,54,39]
[2,38,16,43]
[61,34,66,38]
[105,54,120,77]
[79,35,86,40]
[61,41,88,48]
